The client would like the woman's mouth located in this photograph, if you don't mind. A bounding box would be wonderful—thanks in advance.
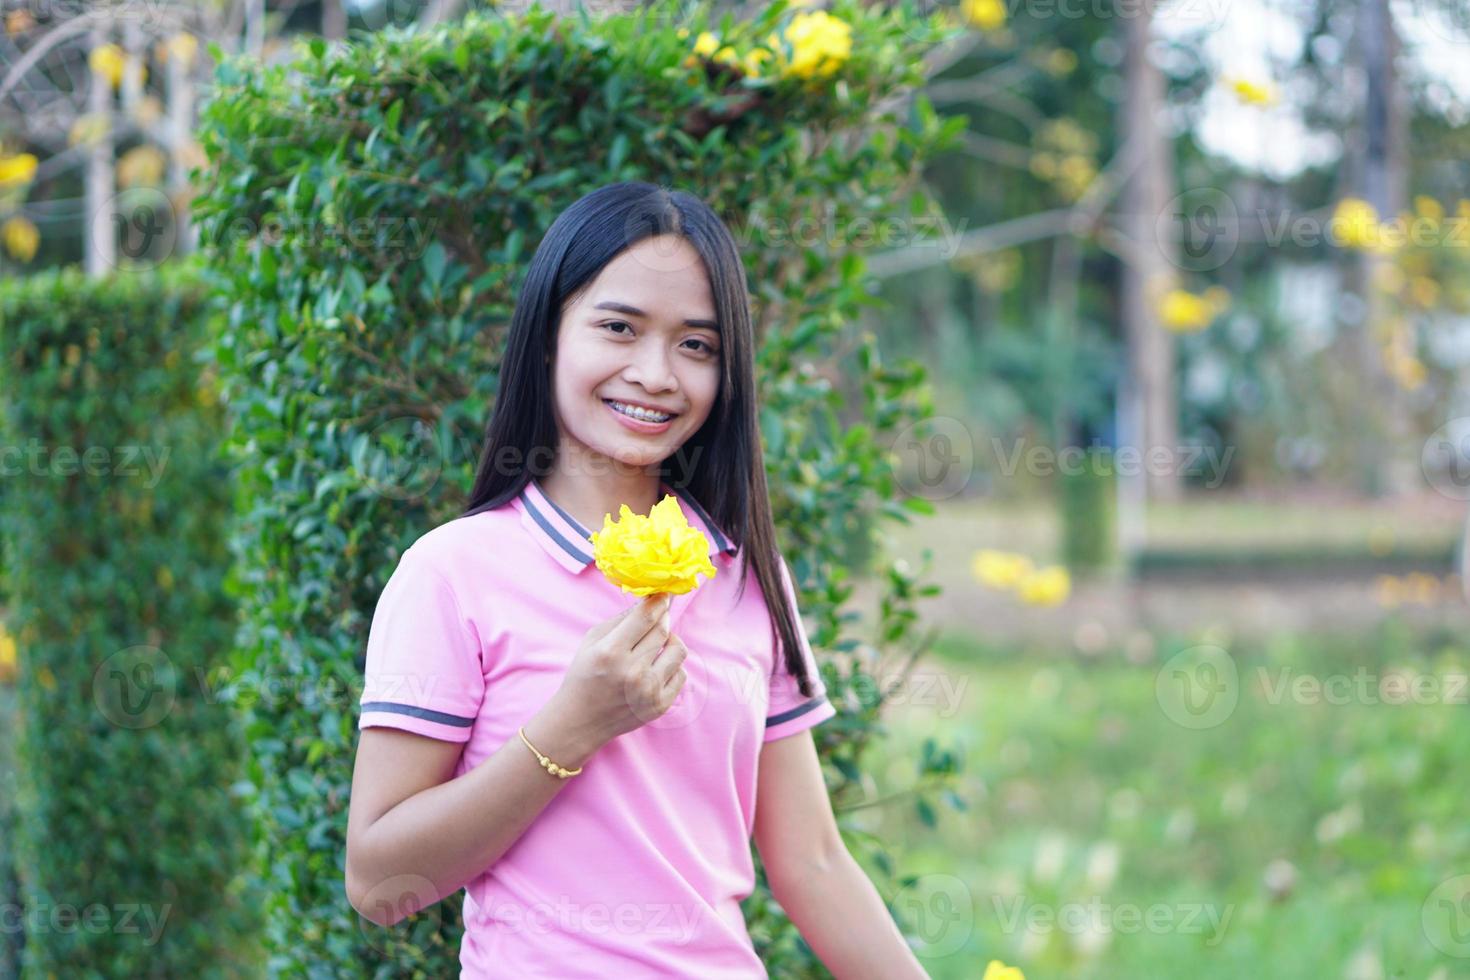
[604,398,676,433]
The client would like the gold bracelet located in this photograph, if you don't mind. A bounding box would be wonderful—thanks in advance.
[518,726,583,779]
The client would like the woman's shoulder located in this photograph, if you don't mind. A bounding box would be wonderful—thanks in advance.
[398,502,519,579]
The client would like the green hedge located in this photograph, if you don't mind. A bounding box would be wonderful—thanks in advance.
[194,1,966,975]
[0,266,261,977]
[0,684,19,978]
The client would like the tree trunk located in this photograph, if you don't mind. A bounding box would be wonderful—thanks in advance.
[1119,8,1181,512]
[84,26,116,278]
[323,0,347,40]
[1354,0,1413,496]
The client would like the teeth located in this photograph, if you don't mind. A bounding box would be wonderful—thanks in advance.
[608,400,672,422]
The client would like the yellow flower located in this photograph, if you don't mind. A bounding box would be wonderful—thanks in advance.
[1382,346,1426,390]
[1413,195,1443,222]
[780,10,851,80]
[0,152,38,187]
[1332,197,1396,253]
[163,31,198,68]
[983,960,1026,980]
[1017,565,1070,606]
[962,0,1006,30]
[89,43,127,88]
[0,623,16,686]
[742,46,772,76]
[589,495,718,597]
[1226,77,1278,107]
[116,144,167,188]
[1374,574,1401,608]
[692,31,720,58]
[972,549,1033,589]
[5,8,35,34]
[1158,287,1227,333]
[1408,275,1440,308]
[1043,48,1076,76]
[2,216,39,263]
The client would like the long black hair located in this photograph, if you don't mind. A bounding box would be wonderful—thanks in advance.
[461,180,817,698]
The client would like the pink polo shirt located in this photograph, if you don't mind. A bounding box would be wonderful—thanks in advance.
[356,476,837,978]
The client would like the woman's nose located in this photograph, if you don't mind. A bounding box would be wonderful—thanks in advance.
[623,342,677,391]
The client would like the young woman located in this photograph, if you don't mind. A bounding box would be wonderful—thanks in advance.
[345,181,929,978]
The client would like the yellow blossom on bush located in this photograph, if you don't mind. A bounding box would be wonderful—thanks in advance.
[780,10,851,80]
[89,43,127,88]
[68,113,110,148]
[2,216,39,263]
[683,30,742,71]
[1408,275,1440,308]
[117,144,167,188]
[0,152,38,187]
[589,495,718,597]
[983,960,1026,980]
[1382,345,1426,390]
[972,549,1034,589]
[162,31,199,68]
[742,46,771,75]
[962,0,1006,30]
[1159,286,1228,333]
[5,8,35,34]
[1017,565,1070,606]
[1413,195,1443,222]
[1332,197,1396,253]
[1226,77,1278,107]
[1043,48,1077,76]
[0,622,16,685]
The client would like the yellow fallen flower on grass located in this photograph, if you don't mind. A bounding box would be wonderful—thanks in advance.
[972,549,1034,589]
[972,549,1071,606]
[589,494,718,597]
[1017,564,1071,606]
[983,960,1025,980]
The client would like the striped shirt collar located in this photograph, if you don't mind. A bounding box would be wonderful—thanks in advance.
[515,476,736,574]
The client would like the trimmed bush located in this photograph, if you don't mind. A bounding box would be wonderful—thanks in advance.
[0,265,261,977]
[194,1,966,974]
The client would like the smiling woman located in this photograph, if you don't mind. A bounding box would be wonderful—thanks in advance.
[345,181,925,979]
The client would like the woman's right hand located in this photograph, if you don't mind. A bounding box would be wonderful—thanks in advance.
[553,592,688,746]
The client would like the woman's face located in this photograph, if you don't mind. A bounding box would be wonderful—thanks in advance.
[551,234,722,470]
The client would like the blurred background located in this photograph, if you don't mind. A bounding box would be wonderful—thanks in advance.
[2,0,1469,977]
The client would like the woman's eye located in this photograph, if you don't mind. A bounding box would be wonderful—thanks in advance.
[685,339,717,355]
[601,320,633,335]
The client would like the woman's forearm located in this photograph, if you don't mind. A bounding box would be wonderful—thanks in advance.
[770,853,931,980]
[346,697,606,926]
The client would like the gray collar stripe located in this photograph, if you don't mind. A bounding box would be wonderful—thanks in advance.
[522,493,594,565]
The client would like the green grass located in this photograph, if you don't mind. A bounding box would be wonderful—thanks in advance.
[862,619,1470,978]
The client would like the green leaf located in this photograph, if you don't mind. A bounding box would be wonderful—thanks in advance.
[422,241,447,288]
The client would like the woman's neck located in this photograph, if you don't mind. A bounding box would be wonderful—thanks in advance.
[538,449,664,531]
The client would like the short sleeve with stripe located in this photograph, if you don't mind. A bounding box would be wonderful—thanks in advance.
[358,543,486,743]
[764,555,837,742]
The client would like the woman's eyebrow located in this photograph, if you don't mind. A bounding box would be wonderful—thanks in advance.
[592,300,718,332]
